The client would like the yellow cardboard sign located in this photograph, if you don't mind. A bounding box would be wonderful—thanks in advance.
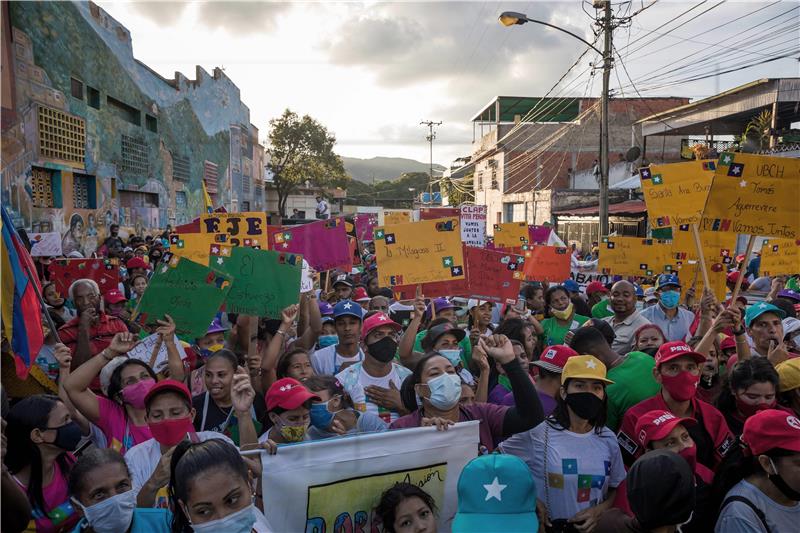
[306,464,446,532]
[640,160,715,228]
[760,238,800,277]
[169,233,219,265]
[374,217,465,286]
[598,236,674,277]
[199,212,268,247]
[701,153,800,239]
[382,209,412,225]
[492,222,528,250]
[669,226,737,301]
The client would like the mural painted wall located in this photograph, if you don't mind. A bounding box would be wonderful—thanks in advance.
[1,1,263,255]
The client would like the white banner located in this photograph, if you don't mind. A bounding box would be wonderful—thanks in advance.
[260,421,479,532]
[460,205,487,247]
[29,232,62,257]
[569,268,613,291]
[126,333,186,371]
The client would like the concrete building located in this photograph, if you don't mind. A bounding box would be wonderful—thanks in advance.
[1,1,264,254]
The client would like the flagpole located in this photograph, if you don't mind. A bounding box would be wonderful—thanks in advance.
[21,261,61,343]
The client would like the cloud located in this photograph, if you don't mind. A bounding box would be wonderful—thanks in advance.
[129,1,189,25]
[129,0,292,33]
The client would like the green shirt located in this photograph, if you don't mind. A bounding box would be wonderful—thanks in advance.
[591,299,614,319]
[413,329,472,366]
[605,351,660,431]
[540,314,589,346]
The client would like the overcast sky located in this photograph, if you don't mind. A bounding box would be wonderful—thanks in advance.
[97,1,799,165]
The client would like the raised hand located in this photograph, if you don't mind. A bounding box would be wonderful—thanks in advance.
[155,314,176,342]
[231,366,256,413]
[281,304,299,326]
[107,332,139,357]
[478,334,515,364]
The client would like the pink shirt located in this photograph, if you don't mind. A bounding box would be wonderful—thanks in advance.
[97,396,152,454]
[14,457,78,533]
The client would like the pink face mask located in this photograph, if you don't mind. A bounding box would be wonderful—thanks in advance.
[121,378,156,409]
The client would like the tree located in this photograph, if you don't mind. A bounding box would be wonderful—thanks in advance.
[266,109,348,216]
[739,110,773,151]
[440,171,474,205]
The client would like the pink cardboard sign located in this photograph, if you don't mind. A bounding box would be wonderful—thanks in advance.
[271,217,351,272]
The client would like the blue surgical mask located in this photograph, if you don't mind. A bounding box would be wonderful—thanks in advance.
[439,349,463,368]
[659,290,681,309]
[309,399,343,430]
[187,503,257,533]
[72,489,136,533]
[318,335,338,348]
[426,373,462,410]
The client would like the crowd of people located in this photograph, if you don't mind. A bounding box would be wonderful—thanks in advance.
[2,221,800,533]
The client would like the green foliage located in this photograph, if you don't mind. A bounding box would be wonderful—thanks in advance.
[440,171,474,205]
[266,109,349,216]
[344,172,432,208]
[739,110,773,151]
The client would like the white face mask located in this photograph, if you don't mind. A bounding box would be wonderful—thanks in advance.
[73,489,136,533]
[187,502,257,533]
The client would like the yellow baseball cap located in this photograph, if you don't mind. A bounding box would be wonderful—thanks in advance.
[561,355,614,385]
[776,358,800,393]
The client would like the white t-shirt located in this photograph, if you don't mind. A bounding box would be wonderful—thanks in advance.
[499,421,625,521]
[311,345,364,376]
[335,362,412,424]
[316,200,329,216]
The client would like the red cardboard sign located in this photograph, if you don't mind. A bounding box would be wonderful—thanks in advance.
[523,245,571,282]
[48,258,121,297]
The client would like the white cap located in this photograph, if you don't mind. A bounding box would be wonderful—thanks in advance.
[100,356,129,396]
[783,317,800,337]
[643,287,658,302]
[467,299,489,311]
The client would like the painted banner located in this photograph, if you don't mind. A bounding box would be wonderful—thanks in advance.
[271,218,351,272]
[382,209,413,225]
[701,153,800,239]
[460,205,487,248]
[48,258,120,296]
[760,238,800,277]
[492,222,529,250]
[528,225,553,245]
[199,212,268,248]
[523,245,571,283]
[598,236,674,277]
[260,421,479,532]
[132,256,232,340]
[29,232,62,257]
[639,160,716,228]
[354,213,378,243]
[126,333,186,372]
[210,246,302,317]
[420,207,461,220]
[374,217,465,286]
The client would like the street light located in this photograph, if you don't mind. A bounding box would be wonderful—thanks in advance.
[499,6,613,238]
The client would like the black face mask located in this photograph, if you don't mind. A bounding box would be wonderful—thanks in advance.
[45,421,83,451]
[367,336,398,363]
[640,346,659,358]
[769,459,800,501]
[699,373,718,389]
[565,392,604,421]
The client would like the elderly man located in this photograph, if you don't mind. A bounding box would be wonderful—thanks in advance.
[641,274,695,342]
[58,279,129,370]
[745,302,789,364]
[603,280,651,355]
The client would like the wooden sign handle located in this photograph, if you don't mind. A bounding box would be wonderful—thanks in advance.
[730,235,757,304]
[690,224,711,290]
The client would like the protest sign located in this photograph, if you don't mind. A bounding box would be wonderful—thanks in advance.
[598,237,673,277]
[210,246,301,317]
[374,217,465,286]
[48,258,120,296]
[169,233,220,265]
[570,269,614,291]
[301,259,315,293]
[132,256,232,340]
[354,213,378,243]
[460,205,487,248]
[462,246,525,303]
[528,225,552,245]
[29,232,62,257]
[523,245,571,283]
[492,222,528,250]
[667,225,736,301]
[199,212,268,247]
[639,160,715,228]
[382,209,412,225]
[420,207,461,220]
[701,153,800,239]
[271,218,351,272]
[260,421,479,532]
[126,333,186,371]
[759,238,800,277]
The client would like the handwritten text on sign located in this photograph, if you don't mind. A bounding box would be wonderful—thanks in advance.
[759,238,800,277]
[523,246,571,283]
[639,160,715,228]
[460,205,487,248]
[492,221,528,250]
[463,246,525,303]
[200,212,268,247]
[598,237,673,277]
[701,153,800,239]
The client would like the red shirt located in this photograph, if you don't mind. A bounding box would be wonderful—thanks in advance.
[58,313,129,388]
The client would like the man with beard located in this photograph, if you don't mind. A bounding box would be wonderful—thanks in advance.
[58,279,129,372]
[603,280,651,355]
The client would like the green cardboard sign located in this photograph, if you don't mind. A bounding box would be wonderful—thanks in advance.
[133,257,233,340]
[210,246,302,317]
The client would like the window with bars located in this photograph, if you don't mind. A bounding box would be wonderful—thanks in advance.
[119,190,159,208]
[145,114,157,133]
[38,106,86,163]
[175,190,187,209]
[121,134,148,175]
[72,173,96,209]
[242,175,251,195]
[172,154,190,182]
[70,78,83,100]
[87,87,100,109]
[31,167,56,208]
[241,201,250,211]
[204,161,219,194]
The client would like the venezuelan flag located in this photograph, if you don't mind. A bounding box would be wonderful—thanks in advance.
[202,180,214,214]
[1,206,44,378]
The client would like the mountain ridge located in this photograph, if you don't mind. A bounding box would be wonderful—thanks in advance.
[342,156,446,183]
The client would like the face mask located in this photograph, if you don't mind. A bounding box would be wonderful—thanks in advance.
[309,400,343,431]
[367,336,398,364]
[678,445,698,472]
[640,346,659,358]
[768,458,800,501]
[73,489,136,533]
[551,302,574,321]
[121,378,156,409]
[660,371,700,402]
[699,374,718,389]
[188,502,257,533]
[274,416,307,442]
[439,349,463,368]
[734,396,775,418]
[45,421,83,451]
[318,335,338,348]
[425,373,462,410]
[148,416,194,447]
[660,290,681,309]
[564,392,604,420]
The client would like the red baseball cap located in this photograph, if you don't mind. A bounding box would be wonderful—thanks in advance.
[531,345,578,373]
[126,257,149,270]
[655,341,706,367]
[361,312,402,341]
[104,289,126,304]
[586,281,609,296]
[634,409,696,448]
[741,409,800,456]
[144,379,191,406]
[720,336,736,352]
[353,287,370,302]
[266,378,320,411]
[726,271,750,289]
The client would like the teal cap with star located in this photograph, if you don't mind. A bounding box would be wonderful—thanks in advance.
[745,302,786,328]
[452,454,538,532]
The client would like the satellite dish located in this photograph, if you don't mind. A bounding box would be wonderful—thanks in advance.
[625,146,642,162]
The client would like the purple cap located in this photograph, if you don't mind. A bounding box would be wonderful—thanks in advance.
[318,301,334,316]
[206,317,228,335]
[777,289,800,303]
[425,297,461,320]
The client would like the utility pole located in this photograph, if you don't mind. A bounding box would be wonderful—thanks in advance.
[420,120,442,205]
[598,0,612,237]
